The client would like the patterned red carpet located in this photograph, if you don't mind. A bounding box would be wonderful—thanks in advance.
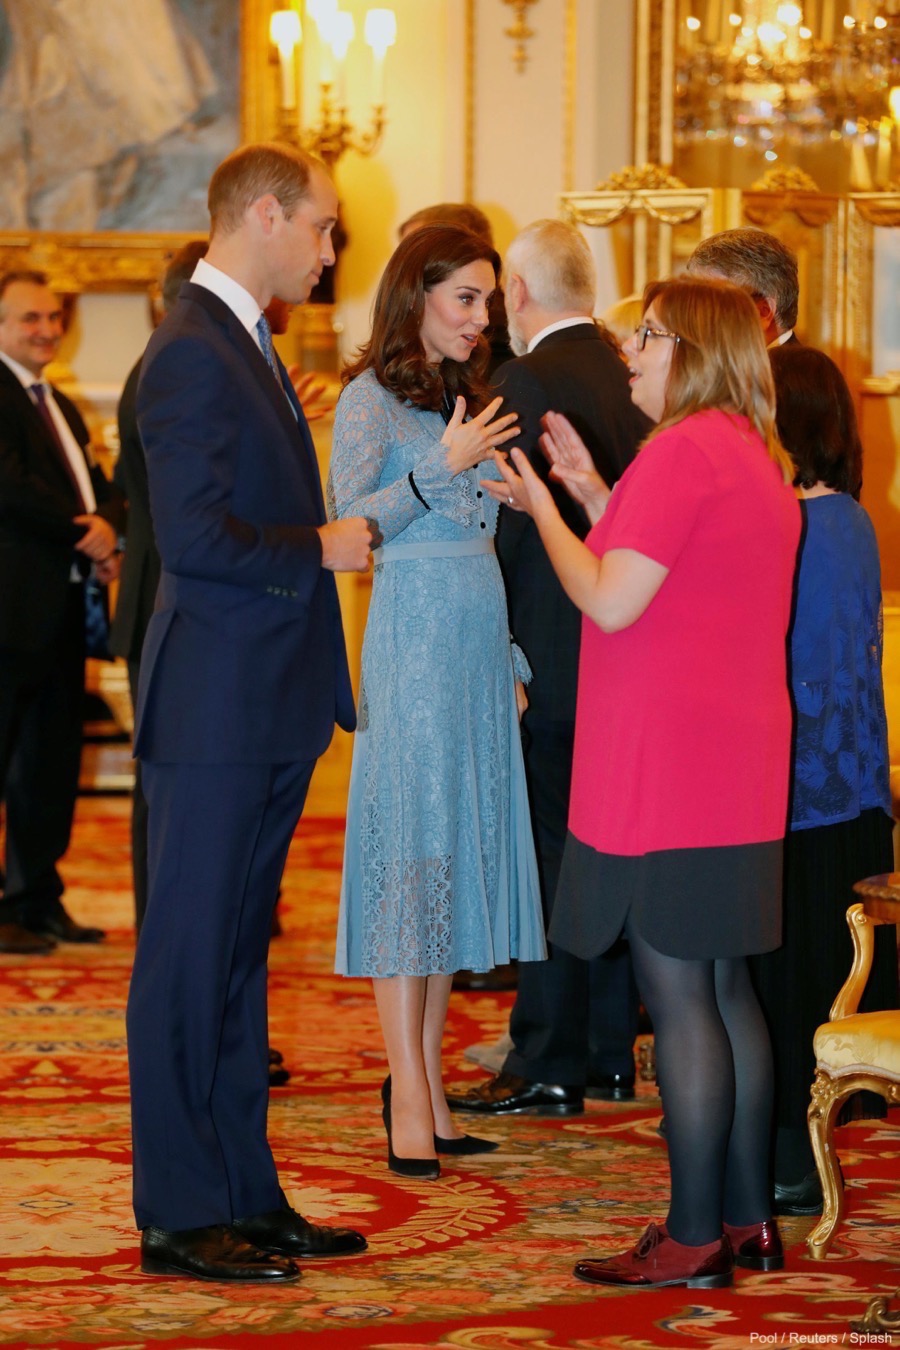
[1,798,899,1349]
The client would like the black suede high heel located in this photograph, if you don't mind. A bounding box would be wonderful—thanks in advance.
[381,1077,440,1180]
[433,1133,500,1155]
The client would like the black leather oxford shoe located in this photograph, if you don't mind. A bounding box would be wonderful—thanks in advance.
[233,1207,367,1259]
[774,1170,824,1216]
[140,1224,299,1282]
[585,1072,636,1102]
[0,922,55,954]
[28,911,105,944]
[445,1071,583,1116]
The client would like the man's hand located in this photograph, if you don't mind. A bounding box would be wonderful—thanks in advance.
[317,516,381,572]
[95,553,122,585]
[287,366,336,422]
[73,514,118,562]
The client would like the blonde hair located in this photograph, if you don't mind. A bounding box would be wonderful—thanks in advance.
[643,276,794,482]
[600,293,643,349]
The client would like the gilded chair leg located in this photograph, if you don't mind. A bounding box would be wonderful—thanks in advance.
[807,1070,850,1259]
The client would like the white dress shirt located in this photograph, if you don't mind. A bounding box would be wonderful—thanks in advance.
[191,258,264,353]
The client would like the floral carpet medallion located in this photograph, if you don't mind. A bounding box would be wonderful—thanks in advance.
[1,804,899,1348]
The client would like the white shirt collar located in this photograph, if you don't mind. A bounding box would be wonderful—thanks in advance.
[767,329,794,349]
[191,258,262,339]
[527,315,595,354]
[0,348,48,389]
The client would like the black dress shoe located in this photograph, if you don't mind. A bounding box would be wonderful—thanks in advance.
[445,1071,584,1116]
[452,963,517,992]
[269,1048,284,1066]
[585,1072,636,1102]
[774,1170,824,1216]
[269,1064,291,1087]
[140,1223,299,1282]
[28,912,105,944]
[233,1207,367,1258]
[0,922,56,954]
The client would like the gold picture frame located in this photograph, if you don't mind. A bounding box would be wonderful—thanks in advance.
[0,0,274,293]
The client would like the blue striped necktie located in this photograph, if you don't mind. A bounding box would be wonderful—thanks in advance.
[256,313,284,390]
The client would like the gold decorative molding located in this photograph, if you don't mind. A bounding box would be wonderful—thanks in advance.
[0,231,199,294]
[750,167,821,193]
[742,192,840,230]
[502,0,540,73]
[596,164,688,192]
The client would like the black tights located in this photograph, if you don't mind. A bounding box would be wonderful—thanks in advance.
[626,918,774,1245]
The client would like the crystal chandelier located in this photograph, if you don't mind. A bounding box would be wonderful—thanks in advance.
[675,2,900,187]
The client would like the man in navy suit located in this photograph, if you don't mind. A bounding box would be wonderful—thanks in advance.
[126,143,375,1284]
[0,270,123,954]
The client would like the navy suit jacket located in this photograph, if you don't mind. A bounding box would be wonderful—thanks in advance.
[134,282,354,764]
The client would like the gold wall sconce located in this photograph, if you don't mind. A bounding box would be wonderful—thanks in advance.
[269,1,397,165]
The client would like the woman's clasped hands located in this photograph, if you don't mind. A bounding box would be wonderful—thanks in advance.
[441,395,520,475]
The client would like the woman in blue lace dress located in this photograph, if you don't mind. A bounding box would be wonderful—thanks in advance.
[751,345,896,1215]
[329,226,545,1177]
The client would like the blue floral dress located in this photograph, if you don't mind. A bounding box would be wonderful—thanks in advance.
[328,369,545,977]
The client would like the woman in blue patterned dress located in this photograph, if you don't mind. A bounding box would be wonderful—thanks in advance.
[329,226,545,1177]
[751,345,896,1215]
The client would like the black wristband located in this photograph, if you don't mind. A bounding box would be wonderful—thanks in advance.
[409,471,431,510]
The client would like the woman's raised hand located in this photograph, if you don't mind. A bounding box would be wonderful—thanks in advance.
[481,448,554,520]
[442,396,520,475]
[540,411,611,524]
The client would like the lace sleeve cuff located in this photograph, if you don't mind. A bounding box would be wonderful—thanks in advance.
[511,641,532,684]
[411,436,478,524]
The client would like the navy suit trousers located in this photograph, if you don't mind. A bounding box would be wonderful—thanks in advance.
[127,757,315,1231]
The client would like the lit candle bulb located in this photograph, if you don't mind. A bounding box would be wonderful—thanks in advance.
[330,11,354,106]
[877,115,893,189]
[269,10,301,112]
[365,8,397,105]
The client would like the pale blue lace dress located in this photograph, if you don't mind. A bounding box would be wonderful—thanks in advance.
[329,369,545,977]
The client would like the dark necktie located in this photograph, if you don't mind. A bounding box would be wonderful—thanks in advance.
[32,381,86,509]
[255,314,286,394]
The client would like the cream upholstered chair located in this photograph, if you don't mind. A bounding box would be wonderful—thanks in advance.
[807,875,900,1259]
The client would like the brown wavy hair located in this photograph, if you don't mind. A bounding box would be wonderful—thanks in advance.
[342,225,500,412]
[642,275,794,482]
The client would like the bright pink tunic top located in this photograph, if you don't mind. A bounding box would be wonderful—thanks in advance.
[568,409,801,859]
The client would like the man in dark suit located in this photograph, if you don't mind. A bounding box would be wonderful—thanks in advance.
[126,143,375,1284]
[686,227,800,348]
[0,270,123,954]
[446,220,651,1118]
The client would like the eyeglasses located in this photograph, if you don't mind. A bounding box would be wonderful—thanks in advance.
[633,323,682,352]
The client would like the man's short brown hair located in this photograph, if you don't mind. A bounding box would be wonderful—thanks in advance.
[207,143,326,236]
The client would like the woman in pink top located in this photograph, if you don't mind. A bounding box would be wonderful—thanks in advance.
[484,277,801,1291]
